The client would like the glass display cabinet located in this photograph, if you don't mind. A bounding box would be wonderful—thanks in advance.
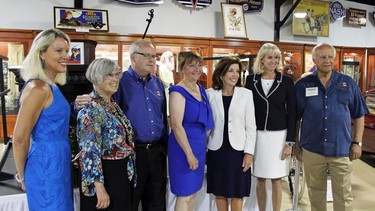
[342,61,360,84]
[341,50,365,90]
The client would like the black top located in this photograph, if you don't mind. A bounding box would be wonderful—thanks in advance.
[244,72,296,142]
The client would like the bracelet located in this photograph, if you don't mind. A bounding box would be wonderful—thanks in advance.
[14,173,25,183]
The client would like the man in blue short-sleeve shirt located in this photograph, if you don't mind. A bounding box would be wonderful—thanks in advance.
[295,43,368,211]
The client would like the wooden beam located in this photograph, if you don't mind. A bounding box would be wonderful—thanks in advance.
[75,0,83,9]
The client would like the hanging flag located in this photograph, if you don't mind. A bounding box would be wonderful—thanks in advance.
[115,0,163,5]
[177,0,212,10]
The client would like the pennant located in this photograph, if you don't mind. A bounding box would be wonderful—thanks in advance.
[177,0,212,9]
[115,0,163,5]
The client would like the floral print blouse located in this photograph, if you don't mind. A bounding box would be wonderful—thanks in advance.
[77,91,136,196]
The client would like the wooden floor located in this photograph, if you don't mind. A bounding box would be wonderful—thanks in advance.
[1,143,375,210]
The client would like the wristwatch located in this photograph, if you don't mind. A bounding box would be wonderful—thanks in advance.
[286,142,294,147]
[352,141,362,147]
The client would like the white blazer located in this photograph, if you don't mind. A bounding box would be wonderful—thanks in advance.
[206,87,256,154]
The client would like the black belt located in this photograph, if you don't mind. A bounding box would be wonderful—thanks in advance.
[135,141,160,150]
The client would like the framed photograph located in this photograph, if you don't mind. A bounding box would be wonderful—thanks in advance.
[292,0,330,37]
[221,3,248,39]
[54,7,109,32]
[68,42,84,65]
[347,8,366,27]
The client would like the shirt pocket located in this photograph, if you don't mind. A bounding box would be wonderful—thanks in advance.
[337,87,350,105]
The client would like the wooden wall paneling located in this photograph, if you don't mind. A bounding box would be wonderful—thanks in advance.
[275,42,304,81]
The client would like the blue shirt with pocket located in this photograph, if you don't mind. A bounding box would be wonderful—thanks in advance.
[114,66,168,143]
[295,70,368,157]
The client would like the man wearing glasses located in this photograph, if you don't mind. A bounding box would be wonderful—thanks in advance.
[114,39,168,211]
[74,39,168,211]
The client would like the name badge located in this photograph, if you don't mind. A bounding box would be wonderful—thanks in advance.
[306,87,318,97]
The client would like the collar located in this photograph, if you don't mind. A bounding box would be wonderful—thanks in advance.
[252,71,283,83]
[128,66,151,82]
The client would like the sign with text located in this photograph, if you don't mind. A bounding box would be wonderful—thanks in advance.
[227,0,263,13]
[330,1,346,21]
[292,0,330,37]
[347,8,366,27]
[54,7,109,32]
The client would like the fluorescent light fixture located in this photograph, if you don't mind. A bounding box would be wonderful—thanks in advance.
[294,12,307,18]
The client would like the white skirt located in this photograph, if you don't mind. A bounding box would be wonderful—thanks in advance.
[252,129,291,179]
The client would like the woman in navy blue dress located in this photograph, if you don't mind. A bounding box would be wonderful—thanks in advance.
[168,51,213,211]
[206,57,256,211]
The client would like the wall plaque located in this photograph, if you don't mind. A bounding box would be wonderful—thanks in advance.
[347,8,366,26]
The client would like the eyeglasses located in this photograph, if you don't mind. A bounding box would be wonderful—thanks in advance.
[105,72,122,79]
[134,52,157,60]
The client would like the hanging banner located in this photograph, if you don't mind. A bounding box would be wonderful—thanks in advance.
[115,0,163,4]
[177,0,212,10]
[227,0,263,13]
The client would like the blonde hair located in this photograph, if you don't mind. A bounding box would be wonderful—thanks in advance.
[21,28,71,85]
[254,43,282,74]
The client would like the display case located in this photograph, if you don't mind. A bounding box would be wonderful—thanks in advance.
[342,61,360,84]
[341,49,365,91]
[366,48,375,91]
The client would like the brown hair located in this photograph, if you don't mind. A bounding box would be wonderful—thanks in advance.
[177,51,203,72]
[212,56,242,90]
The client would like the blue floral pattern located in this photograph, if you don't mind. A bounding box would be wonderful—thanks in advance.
[77,91,136,196]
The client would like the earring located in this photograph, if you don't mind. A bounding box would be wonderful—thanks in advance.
[220,77,223,80]
[41,59,45,69]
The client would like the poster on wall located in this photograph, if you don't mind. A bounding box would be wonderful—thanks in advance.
[54,7,109,32]
[292,0,330,37]
[221,3,247,39]
[68,42,84,65]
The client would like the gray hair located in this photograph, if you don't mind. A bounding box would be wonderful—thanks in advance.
[85,58,119,85]
[21,28,70,85]
[312,43,336,59]
[129,39,154,56]
[253,43,282,74]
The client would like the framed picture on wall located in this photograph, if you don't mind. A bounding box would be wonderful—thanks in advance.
[221,3,248,39]
[292,0,330,37]
[54,7,109,32]
[68,42,84,65]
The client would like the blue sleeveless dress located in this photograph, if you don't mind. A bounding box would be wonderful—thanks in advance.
[22,80,74,211]
[168,84,214,196]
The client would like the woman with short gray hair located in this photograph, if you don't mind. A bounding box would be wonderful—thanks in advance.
[77,58,136,211]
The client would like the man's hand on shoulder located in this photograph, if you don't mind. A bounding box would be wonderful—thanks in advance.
[75,94,92,110]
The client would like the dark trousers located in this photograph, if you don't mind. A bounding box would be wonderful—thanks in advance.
[133,143,167,211]
[80,158,133,211]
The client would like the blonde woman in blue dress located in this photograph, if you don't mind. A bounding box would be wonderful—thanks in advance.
[13,29,74,211]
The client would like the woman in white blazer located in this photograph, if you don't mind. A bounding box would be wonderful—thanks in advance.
[206,57,257,211]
